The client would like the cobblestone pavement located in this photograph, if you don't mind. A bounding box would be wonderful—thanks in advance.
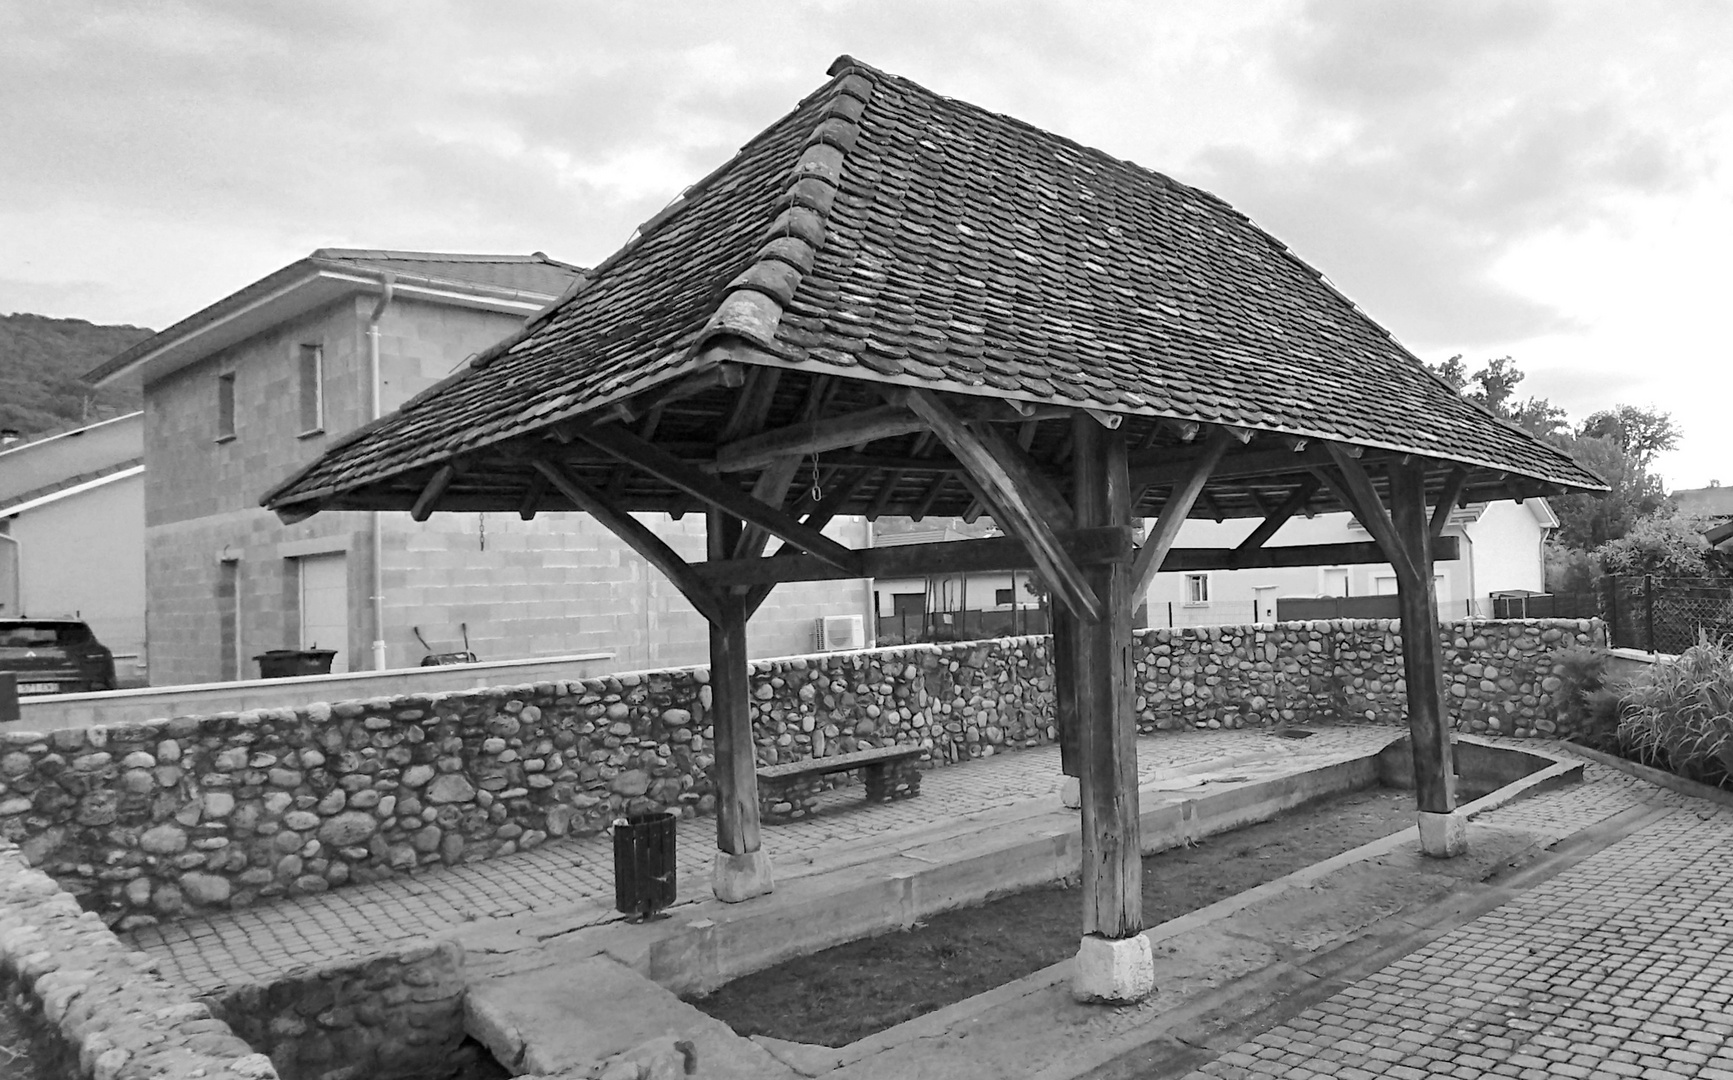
[128,726,1392,996]
[1182,764,1733,1080]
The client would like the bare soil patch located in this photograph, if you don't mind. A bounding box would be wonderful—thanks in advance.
[689,785,1417,1047]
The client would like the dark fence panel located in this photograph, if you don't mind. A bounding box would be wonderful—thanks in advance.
[1604,575,1733,654]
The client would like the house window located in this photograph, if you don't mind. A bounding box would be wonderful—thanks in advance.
[216,372,236,441]
[1184,573,1210,605]
[994,588,1015,606]
[298,344,324,435]
[891,592,925,617]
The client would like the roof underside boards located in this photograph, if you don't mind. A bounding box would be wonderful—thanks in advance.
[263,58,1604,529]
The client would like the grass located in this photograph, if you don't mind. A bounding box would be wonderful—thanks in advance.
[1621,636,1733,786]
[689,785,1418,1047]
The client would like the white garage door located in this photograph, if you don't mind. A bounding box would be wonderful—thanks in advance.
[298,553,349,674]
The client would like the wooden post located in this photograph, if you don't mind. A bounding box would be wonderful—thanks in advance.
[1069,415,1142,940]
[706,510,772,900]
[1067,414,1152,1001]
[1388,462,1460,851]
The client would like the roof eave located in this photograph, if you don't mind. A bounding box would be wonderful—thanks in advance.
[88,263,563,390]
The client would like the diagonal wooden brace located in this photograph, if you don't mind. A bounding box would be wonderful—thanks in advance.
[573,420,865,577]
[530,458,726,625]
[1320,444,1419,588]
[1130,428,1234,600]
[895,388,1103,623]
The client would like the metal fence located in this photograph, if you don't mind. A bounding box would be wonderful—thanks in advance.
[876,608,1052,646]
[1603,575,1733,654]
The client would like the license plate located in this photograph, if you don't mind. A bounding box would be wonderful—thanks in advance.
[17,683,59,694]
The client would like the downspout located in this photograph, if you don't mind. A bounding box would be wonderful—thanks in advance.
[366,274,395,671]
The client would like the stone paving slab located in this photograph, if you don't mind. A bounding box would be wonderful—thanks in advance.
[1169,765,1729,1080]
[130,726,1392,996]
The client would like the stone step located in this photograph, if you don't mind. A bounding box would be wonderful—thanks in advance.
[464,950,800,1079]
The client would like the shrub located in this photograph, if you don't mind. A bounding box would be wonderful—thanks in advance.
[1618,634,1733,786]
[1551,645,1624,750]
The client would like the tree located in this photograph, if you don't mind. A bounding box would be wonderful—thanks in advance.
[1578,405,1680,468]
[1596,510,1718,579]
[1425,354,1568,441]
[1425,354,1681,558]
[1547,432,1669,550]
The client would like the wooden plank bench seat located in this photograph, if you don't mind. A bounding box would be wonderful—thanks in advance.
[756,744,926,822]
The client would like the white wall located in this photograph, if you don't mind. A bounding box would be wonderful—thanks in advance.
[1462,501,1548,596]
[10,474,147,684]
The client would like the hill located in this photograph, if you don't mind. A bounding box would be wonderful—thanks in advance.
[0,313,152,437]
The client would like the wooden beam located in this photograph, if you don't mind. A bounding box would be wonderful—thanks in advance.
[913,473,950,521]
[716,405,927,473]
[1130,443,1355,489]
[571,421,865,576]
[1130,428,1234,600]
[895,387,1103,623]
[1067,415,1142,940]
[694,526,1135,588]
[695,533,1438,589]
[529,459,724,624]
[1430,467,1471,539]
[410,464,456,522]
[1234,475,1322,557]
[1319,445,1419,587]
[742,470,873,617]
[707,512,763,860]
[1389,460,1457,819]
[968,421,1074,529]
[717,367,779,442]
[516,471,549,521]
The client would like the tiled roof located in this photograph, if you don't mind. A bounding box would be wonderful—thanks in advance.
[264,57,1603,517]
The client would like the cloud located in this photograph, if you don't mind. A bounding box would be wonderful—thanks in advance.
[1187,0,1712,350]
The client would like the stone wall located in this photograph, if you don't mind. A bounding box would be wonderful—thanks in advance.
[0,838,277,1079]
[208,939,465,1080]
[1135,618,1605,738]
[0,619,1601,927]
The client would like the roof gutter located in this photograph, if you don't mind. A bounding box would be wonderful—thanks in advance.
[367,273,395,672]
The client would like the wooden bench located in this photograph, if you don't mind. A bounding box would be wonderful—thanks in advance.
[757,745,927,822]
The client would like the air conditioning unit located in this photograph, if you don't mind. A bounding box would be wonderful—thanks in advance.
[815,614,866,652]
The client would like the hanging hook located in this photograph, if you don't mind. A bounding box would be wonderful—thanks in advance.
[809,453,823,503]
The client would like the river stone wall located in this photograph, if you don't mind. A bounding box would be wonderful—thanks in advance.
[0,837,277,1079]
[0,618,1600,927]
[208,939,465,1080]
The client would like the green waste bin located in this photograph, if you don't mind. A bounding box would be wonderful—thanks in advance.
[254,649,338,679]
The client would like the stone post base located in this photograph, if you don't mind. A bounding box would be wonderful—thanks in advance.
[1071,933,1155,1004]
[1418,810,1468,858]
[711,849,774,903]
[1059,775,1082,809]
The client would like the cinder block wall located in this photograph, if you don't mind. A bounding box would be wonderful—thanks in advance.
[142,295,869,684]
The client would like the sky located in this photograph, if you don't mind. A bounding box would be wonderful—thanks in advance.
[2,0,1728,490]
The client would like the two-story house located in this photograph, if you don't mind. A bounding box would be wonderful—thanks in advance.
[1144,499,1559,625]
[88,250,870,685]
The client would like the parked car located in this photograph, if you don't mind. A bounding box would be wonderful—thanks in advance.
[0,619,116,696]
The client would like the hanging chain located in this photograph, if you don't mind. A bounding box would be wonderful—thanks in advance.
[809,453,824,503]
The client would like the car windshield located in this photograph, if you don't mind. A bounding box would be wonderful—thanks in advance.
[0,623,93,648]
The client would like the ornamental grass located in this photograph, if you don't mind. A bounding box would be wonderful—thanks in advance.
[1619,634,1733,787]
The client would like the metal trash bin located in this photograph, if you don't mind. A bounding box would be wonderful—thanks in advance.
[613,811,677,920]
[253,649,338,679]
